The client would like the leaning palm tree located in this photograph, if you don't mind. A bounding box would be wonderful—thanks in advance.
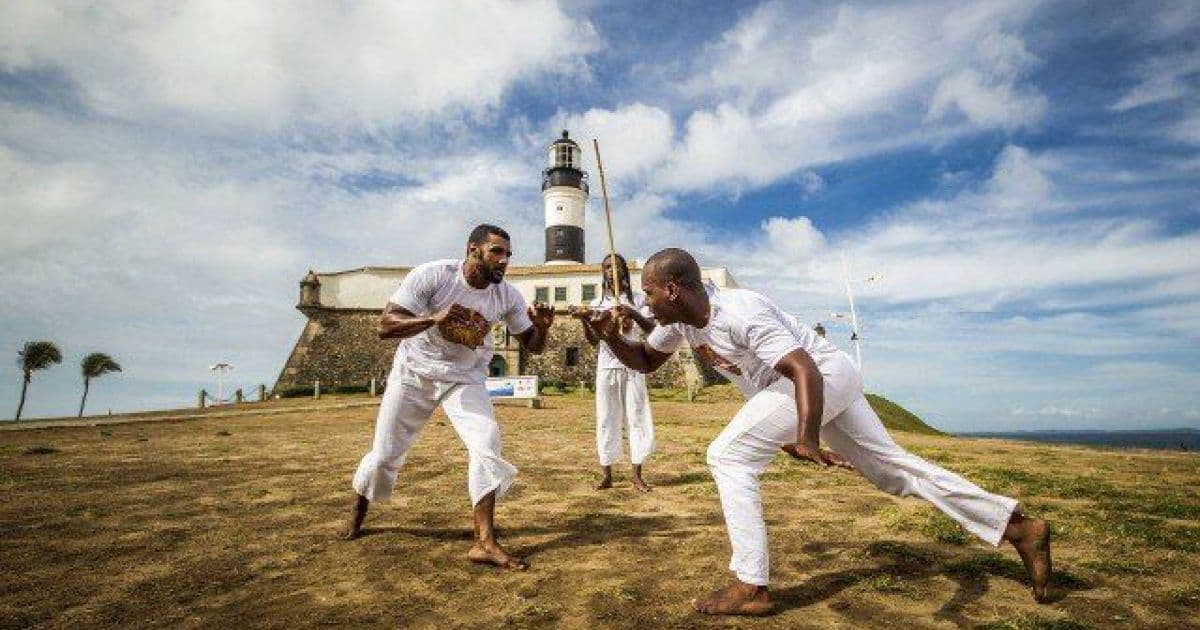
[15,341,62,421]
[78,353,122,418]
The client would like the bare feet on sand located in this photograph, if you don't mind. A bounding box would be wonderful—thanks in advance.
[468,541,529,570]
[595,465,613,490]
[692,582,774,616]
[339,494,369,540]
[1006,514,1052,602]
[631,464,651,493]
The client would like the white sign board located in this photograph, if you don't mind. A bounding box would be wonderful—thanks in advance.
[486,375,539,399]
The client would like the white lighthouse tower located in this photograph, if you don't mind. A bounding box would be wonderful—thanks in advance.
[542,130,588,264]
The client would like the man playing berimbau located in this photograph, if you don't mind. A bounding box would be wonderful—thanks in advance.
[585,247,1052,615]
[340,224,554,571]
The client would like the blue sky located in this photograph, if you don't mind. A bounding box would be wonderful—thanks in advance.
[1,0,1197,432]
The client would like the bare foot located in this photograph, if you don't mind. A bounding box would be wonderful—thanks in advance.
[1008,517,1052,602]
[692,582,774,616]
[339,494,369,540]
[594,476,613,490]
[631,464,651,493]
[468,541,528,571]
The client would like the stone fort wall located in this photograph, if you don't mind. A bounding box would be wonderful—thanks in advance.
[274,308,721,393]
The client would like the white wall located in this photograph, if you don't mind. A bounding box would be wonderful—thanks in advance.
[312,265,736,310]
[318,268,409,309]
[509,267,737,306]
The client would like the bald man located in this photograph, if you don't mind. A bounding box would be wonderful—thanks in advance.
[586,247,1051,616]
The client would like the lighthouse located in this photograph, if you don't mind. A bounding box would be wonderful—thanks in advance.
[542,130,588,264]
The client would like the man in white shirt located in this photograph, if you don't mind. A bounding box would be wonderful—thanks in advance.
[587,248,1052,615]
[340,224,554,572]
[572,254,656,492]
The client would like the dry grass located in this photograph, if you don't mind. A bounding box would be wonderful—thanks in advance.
[2,392,1198,629]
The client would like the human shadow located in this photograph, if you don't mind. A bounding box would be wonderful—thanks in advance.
[515,512,715,558]
[773,540,1090,625]
[362,511,717,559]
[652,471,712,488]
[360,525,473,541]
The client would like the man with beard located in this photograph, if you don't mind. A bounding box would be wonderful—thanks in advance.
[340,224,554,571]
[585,247,1052,615]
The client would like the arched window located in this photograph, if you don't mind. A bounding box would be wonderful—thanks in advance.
[488,355,508,377]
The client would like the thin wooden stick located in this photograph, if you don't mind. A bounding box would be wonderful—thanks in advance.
[591,138,622,303]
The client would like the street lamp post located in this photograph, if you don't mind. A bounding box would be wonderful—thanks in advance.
[838,251,881,376]
[209,362,233,404]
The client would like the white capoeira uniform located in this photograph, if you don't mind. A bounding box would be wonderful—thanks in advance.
[590,293,655,467]
[646,284,1019,586]
[352,259,533,507]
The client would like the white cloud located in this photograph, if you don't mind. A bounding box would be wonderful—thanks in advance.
[1170,109,1200,145]
[798,171,826,195]
[1110,50,1200,112]
[0,1,600,128]
[762,216,826,262]
[562,103,675,184]
[652,0,1047,193]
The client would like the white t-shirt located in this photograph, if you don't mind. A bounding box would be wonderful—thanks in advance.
[389,259,533,383]
[589,292,654,370]
[646,284,841,396]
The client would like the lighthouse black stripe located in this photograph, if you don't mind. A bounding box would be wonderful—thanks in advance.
[545,225,584,264]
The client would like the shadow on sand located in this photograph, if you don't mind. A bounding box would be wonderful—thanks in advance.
[364,511,719,558]
[774,540,1088,624]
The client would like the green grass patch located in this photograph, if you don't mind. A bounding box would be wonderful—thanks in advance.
[859,573,918,596]
[907,446,957,465]
[947,553,1024,580]
[969,466,1127,502]
[865,393,942,435]
[1101,493,1200,519]
[975,617,1093,630]
[1082,511,1200,552]
[1167,581,1200,606]
[921,511,970,545]
[1080,557,1156,576]
[878,506,970,545]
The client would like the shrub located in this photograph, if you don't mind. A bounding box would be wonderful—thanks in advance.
[278,386,314,398]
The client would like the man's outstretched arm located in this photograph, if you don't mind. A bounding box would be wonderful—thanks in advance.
[588,309,672,373]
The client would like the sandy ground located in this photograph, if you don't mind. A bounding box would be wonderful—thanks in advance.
[2,393,1198,629]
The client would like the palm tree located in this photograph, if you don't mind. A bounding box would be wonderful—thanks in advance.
[15,341,62,421]
[78,353,122,418]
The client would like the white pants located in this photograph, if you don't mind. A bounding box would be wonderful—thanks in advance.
[706,352,1018,586]
[595,368,656,466]
[352,363,517,506]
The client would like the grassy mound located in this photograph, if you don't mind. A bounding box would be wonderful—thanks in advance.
[867,393,943,435]
[649,384,941,435]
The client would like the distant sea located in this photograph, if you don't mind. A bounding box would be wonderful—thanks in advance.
[957,428,1200,452]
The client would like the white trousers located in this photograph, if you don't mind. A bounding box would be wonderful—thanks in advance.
[706,352,1018,586]
[595,368,656,466]
[352,363,517,506]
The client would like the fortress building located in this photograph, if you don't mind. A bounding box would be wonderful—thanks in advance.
[273,131,737,394]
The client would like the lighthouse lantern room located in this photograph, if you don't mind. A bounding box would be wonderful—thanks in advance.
[542,130,589,264]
